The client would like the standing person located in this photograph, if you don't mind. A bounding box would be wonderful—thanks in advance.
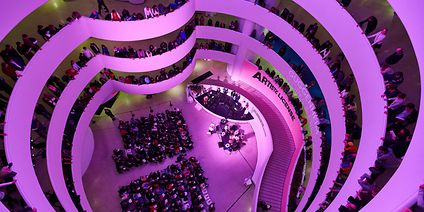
[104,108,116,121]
[90,43,100,54]
[22,34,40,52]
[111,10,121,21]
[16,42,34,60]
[97,0,109,15]
[101,44,110,55]
[367,28,388,50]
[82,47,95,60]
[358,16,378,35]
[385,48,404,65]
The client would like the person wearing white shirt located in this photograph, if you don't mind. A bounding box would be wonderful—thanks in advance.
[144,7,154,18]
[367,28,388,49]
[82,47,95,59]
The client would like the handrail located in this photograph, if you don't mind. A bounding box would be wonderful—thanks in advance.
[5,1,348,210]
[0,202,10,212]
[196,26,323,209]
[0,0,47,42]
[47,34,197,211]
[360,1,424,211]
[3,3,196,209]
[55,28,310,211]
[195,1,346,209]
[290,1,387,210]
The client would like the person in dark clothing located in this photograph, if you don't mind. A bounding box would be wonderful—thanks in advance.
[97,0,110,15]
[90,43,100,54]
[278,45,287,57]
[0,76,12,95]
[35,103,51,120]
[339,0,351,7]
[104,108,116,121]
[358,16,378,35]
[385,48,404,65]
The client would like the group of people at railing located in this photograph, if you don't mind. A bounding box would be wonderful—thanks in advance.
[59,47,196,208]
[91,0,188,21]
[192,85,253,121]
[259,2,420,212]
[196,40,233,53]
[2,0,421,211]
[0,0,191,84]
[334,57,417,212]
[249,8,340,206]
[0,10,240,209]
[113,109,194,173]
[119,156,215,211]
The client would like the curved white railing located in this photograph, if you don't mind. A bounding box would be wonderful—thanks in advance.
[5,1,347,210]
[196,26,323,208]
[0,202,9,212]
[361,1,424,211]
[291,1,387,210]
[4,21,91,212]
[65,34,303,210]
[47,33,196,211]
[196,1,346,208]
[187,81,274,212]
[68,49,231,210]
[3,4,196,209]
[0,0,47,41]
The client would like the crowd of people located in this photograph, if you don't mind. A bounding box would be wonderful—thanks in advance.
[249,2,417,210]
[0,0,420,210]
[334,54,417,211]
[189,84,253,121]
[196,40,233,53]
[118,156,214,211]
[208,119,246,152]
[92,0,188,21]
[1,0,190,83]
[113,109,194,173]
[246,4,364,208]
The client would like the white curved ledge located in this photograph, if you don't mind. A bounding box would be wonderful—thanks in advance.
[4,21,91,212]
[0,203,9,212]
[195,2,346,208]
[6,1,347,210]
[291,1,387,210]
[196,26,323,208]
[361,1,424,211]
[111,59,196,94]
[4,5,196,208]
[63,36,304,212]
[83,0,195,41]
[0,0,47,41]
[48,36,196,211]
